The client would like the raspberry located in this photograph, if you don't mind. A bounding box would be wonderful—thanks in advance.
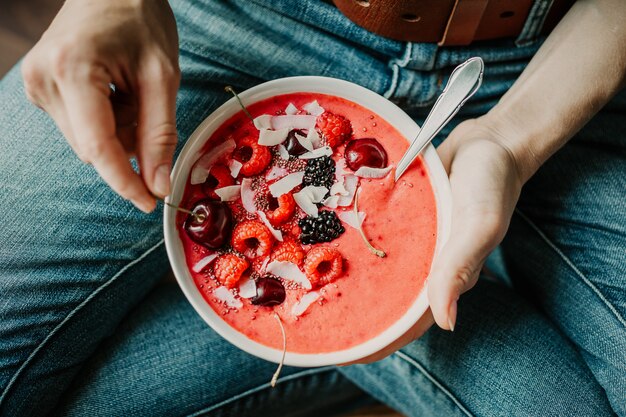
[302,156,335,190]
[316,112,352,148]
[214,253,249,289]
[233,135,272,176]
[304,247,344,287]
[299,210,345,244]
[271,240,305,267]
[202,164,234,199]
[265,193,296,226]
[231,220,274,259]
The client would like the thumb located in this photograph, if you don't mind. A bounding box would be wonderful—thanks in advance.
[136,61,180,198]
[428,210,501,331]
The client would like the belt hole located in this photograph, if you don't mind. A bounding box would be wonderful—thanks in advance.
[401,13,421,23]
[354,0,370,6]
[500,11,515,18]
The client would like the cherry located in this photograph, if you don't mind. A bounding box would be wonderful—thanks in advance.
[184,199,233,249]
[251,276,286,306]
[284,129,308,156]
[344,138,388,171]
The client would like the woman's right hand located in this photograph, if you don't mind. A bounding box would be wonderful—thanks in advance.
[22,0,180,212]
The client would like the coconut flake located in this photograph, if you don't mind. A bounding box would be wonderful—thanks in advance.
[253,114,272,130]
[293,185,328,217]
[337,175,358,207]
[241,178,256,213]
[215,185,241,202]
[192,253,218,273]
[190,139,236,185]
[339,211,366,229]
[294,132,314,151]
[228,159,243,178]
[214,286,243,308]
[257,211,283,241]
[285,103,298,115]
[277,144,290,160]
[322,195,339,209]
[335,158,348,181]
[354,165,393,179]
[307,128,322,149]
[259,257,270,275]
[268,171,304,197]
[258,128,289,146]
[307,186,328,203]
[238,276,257,299]
[272,115,316,130]
[298,146,333,160]
[303,100,324,116]
[291,291,320,316]
[266,165,289,181]
[330,181,348,196]
[266,261,312,290]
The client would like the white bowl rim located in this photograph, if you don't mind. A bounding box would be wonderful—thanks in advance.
[163,76,452,367]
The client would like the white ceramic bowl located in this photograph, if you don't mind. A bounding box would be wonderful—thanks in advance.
[164,76,451,367]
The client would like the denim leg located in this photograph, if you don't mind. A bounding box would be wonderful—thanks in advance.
[339,279,614,417]
[501,89,626,415]
[51,284,371,417]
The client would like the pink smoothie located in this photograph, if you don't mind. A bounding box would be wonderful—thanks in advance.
[177,92,437,354]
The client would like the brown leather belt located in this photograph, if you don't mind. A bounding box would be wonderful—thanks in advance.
[332,0,574,45]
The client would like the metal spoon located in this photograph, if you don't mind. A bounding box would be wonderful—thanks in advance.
[395,57,484,181]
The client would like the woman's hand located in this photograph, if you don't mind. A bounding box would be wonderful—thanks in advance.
[348,119,523,364]
[22,0,180,212]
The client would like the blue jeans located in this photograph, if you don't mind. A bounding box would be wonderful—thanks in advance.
[0,1,624,416]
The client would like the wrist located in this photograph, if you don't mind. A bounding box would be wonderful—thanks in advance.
[472,113,544,185]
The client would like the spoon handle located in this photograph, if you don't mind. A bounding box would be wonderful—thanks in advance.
[394,57,484,182]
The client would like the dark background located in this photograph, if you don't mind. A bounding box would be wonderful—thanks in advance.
[0,0,64,76]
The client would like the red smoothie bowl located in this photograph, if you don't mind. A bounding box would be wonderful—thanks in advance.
[163,76,451,367]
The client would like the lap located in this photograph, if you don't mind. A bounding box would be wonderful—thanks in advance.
[340,279,614,417]
[51,284,369,417]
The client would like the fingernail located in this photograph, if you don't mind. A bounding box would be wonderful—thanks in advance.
[448,300,457,332]
[131,198,155,213]
[153,164,171,197]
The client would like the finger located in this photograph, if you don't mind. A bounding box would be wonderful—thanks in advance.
[57,66,156,212]
[136,58,179,198]
[427,206,499,332]
[111,88,139,156]
[117,125,137,156]
[34,79,83,155]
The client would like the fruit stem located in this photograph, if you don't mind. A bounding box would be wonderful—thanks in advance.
[354,188,386,258]
[163,200,206,223]
[270,312,286,388]
[225,86,254,121]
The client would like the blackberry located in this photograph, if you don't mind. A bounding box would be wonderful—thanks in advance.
[298,210,345,244]
[302,156,335,190]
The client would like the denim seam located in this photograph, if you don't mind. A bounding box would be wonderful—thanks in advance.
[515,209,626,328]
[383,42,412,99]
[394,351,474,417]
[184,366,336,417]
[0,239,166,406]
